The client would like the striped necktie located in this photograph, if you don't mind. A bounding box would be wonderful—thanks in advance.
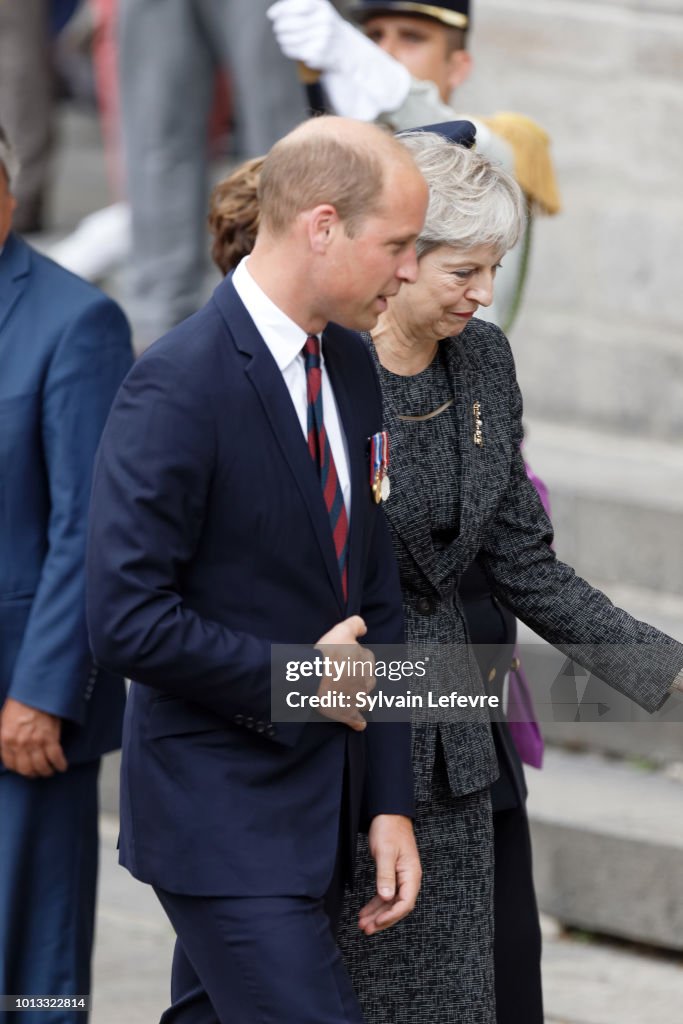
[303,334,349,601]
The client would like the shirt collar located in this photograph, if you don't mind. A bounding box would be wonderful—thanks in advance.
[232,256,321,372]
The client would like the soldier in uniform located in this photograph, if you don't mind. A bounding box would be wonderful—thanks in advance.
[269,0,561,332]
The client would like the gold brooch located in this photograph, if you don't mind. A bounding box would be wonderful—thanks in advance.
[473,401,483,447]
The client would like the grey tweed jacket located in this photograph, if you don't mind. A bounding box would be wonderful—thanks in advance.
[372,318,683,801]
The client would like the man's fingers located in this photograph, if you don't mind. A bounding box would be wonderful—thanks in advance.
[0,736,67,778]
[45,740,68,773]
[357,893,386,931]
[357,875,419,935]
[373,844,397,901]
[29,745,56,778]
[318,706,367,731]
[358,896,407,935]
[343,615,367,640]
[13,747,39,778]
[343,711,367,732]
[0,701,65,776]
[0,745,15,773]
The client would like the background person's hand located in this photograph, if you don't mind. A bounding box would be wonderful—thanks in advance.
[358,814,422,935]
[267,0,343,73]
[315,615,375,731]
[0,697,68,777]
[267,0,412,120]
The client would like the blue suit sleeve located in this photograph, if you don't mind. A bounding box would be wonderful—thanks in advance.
[361,476,414,821]
[9,297,133,723]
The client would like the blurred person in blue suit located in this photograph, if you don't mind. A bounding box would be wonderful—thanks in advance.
[0,125,133,1022]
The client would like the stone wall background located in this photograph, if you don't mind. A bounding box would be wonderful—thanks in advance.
[455,0,683,442]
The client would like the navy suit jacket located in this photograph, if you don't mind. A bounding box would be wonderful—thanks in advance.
[0,232,132,766]
[87,274,413,898]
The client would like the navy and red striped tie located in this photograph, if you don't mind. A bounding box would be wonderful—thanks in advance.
[303,334,349,601]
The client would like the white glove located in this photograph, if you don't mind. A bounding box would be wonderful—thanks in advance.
[267,0,411,121]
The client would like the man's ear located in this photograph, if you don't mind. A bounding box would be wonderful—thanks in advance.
[307,204,341,254]
[447,49,473,93]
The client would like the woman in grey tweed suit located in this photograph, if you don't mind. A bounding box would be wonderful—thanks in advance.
[335,130,683,1023]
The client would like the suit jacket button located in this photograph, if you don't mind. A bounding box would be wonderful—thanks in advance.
[245,717,254,729]
[265,724,276,738]
[416,596,435,615]
[234,714,245,726]
[488,668,497,683]
[255,721,266,733]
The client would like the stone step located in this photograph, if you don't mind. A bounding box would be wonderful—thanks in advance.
[527,747,683,953]
[523,418,683,596]
[540,916,683,1024]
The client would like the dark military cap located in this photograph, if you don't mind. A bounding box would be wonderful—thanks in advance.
[348,1,470,31]
[402,120,477,149]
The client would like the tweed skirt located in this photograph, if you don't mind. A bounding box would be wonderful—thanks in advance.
[337,754,495,1024]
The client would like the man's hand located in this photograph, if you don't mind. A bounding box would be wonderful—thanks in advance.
[0,697,68,777]
[315,615,375,731]
[358,814,421,935]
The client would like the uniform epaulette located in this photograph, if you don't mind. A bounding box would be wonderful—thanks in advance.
[480,112,561,216]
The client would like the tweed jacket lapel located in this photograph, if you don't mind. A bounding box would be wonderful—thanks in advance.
[368,330,486,594]
[366,338,440,589]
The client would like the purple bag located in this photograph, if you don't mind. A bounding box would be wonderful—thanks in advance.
[504,459,551,770]
[507,662,544,769]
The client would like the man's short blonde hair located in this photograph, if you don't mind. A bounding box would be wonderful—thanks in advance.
[258,117,397,238]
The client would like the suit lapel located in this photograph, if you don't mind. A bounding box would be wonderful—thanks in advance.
[213,276,346,610]
[0,233,31,337]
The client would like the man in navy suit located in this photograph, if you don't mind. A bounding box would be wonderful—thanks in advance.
[0,126,133,1020]
[87,116,428,1023]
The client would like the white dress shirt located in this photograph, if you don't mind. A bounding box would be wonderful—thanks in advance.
[232,258,351,518]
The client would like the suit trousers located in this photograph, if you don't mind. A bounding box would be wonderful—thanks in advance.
[118,0,306,342]
[154,883,365,1024]
[0,760,100,1024]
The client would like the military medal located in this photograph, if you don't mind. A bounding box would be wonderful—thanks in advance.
[473,401,484,447]
[369,431,390,503]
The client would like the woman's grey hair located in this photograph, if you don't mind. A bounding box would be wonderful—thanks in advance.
[398,131,526,259]
[0,124,19,187]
